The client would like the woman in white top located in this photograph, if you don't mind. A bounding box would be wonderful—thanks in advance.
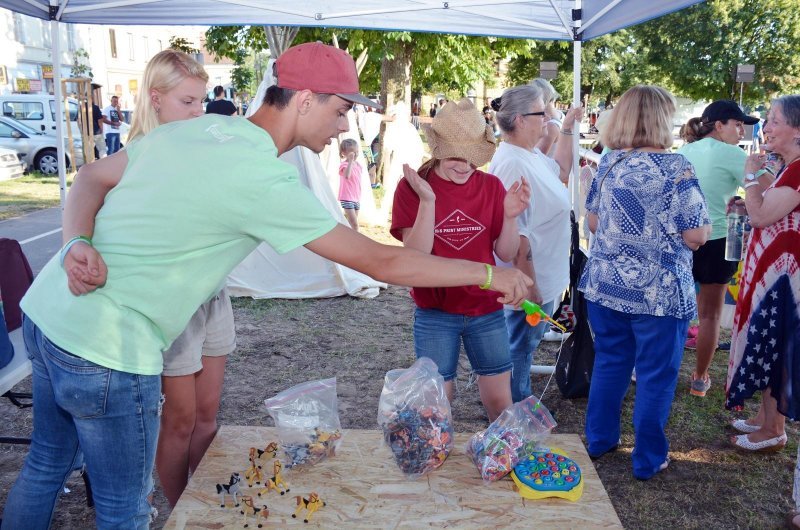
[530,78,564,156]
[488,84,584,402]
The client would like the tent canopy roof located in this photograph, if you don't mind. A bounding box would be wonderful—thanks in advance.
[0,0,703,41]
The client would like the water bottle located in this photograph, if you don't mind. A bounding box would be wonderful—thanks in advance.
[725,199,747,261]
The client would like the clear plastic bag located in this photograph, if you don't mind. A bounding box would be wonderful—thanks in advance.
[264,378,342,469]
[377,357,454,479]
[465,395,557,483]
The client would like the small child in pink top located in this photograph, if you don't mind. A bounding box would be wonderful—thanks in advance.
[338,138,363,231]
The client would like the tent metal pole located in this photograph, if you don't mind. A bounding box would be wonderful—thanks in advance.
[50,0,67,217]
[571,0,582,214]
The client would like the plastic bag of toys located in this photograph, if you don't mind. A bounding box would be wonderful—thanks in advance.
[264,378,343,470]
[377,357,454,479]
[465,395,557,483]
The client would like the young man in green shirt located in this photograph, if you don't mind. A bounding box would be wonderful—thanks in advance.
[2,43,532,529]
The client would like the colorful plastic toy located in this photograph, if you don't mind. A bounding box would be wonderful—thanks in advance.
[244,458,263,487]
[292,492,326,523]
[382,404,453,477]
[283,428,342,468]
[249,442,279,468]
[240,496,269,528]
[215,472,242,508]
[257,459,290,497]
[521,300,567,332]
[511,447,583,502]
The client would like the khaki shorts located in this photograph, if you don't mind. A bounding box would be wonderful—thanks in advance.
[162,288,236,377]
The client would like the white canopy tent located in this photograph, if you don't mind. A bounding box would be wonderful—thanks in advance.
[1,0,705,212]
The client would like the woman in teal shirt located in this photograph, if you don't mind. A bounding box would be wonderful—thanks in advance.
[678,100,758,397]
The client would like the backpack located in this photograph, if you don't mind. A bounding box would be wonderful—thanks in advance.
[555,213,595,399]
[0,238,34,332]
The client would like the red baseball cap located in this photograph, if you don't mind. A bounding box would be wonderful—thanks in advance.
[276,42,380,109]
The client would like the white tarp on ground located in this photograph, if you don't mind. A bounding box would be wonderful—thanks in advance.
[226,60,386,299]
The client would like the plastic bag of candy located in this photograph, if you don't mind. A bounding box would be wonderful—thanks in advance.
[465,395,556,483]
[377,357,454,479]
[264,378,343,470]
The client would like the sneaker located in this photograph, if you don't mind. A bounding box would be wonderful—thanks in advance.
[690,373,711,397]
[687,325,699,338]
[542,329,571,342]
[685,337,697,349]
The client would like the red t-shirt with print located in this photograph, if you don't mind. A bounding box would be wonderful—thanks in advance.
[390,168,507,316]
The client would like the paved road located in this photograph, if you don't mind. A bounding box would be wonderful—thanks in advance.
[1,208,62,274]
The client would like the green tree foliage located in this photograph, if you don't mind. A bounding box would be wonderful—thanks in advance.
[168,37,200,55]
[632,0,800,106]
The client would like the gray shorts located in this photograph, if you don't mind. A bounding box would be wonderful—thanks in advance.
[162,288,236,377]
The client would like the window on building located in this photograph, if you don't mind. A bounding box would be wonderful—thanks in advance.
[143,36,149,59]
[66,24,76,51]
[41,20,51,47]
[157,39,163,52]
[109,29,117,58]
[128,33,135,60]
[13,13,28,44]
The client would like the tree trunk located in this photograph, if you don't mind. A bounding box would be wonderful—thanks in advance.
[377,41,412,184]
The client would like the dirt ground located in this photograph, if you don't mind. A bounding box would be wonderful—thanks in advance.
[0,223,796,529]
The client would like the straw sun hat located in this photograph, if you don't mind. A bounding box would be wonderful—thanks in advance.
[427,98,496,167]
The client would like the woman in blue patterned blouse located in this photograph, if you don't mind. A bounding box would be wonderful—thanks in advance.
[579,85,711,480]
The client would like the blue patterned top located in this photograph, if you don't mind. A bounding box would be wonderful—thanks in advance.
[579,150,710,319]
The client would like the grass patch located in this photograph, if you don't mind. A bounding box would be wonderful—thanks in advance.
[0,171,74,220]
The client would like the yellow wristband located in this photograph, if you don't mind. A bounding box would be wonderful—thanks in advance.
[479,264,493,290]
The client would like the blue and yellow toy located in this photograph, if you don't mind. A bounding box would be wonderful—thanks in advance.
[510,447,583,502]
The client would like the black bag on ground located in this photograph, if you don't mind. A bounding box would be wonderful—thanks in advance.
[555,213,595,399]
[0,238,34,332]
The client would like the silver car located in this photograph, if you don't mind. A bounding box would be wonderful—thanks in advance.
[0,116,84,175]
[0,146,25,181]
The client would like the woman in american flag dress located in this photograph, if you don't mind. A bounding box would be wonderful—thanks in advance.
[726,96,800,464]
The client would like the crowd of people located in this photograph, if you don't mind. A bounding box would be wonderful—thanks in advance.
[2,39,800,529]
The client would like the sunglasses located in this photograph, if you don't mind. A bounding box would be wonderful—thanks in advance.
[521,111,546,117]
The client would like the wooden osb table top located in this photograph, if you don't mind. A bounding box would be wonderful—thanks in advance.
[165,425,622,529]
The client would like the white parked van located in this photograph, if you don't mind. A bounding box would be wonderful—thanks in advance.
[0,93,83,139]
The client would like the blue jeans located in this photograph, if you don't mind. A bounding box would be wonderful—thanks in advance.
[505,300,555,403]
[2,317,161,529]
[105,132,121,154]
[413,308,512,381]
[584,302,689,480]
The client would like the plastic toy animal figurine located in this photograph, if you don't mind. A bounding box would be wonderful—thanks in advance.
[257,459,290,497]
[244,458,263,487]
[249,442,279,468]
[240,496,269,528]
[292,492,326,523]
[215,472,242,508]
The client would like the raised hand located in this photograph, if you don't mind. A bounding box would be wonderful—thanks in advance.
[503,178,531,219]
[64,242,108,296]
[564,105,585,125]
[403,163,436,203]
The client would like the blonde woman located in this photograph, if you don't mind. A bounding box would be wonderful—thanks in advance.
[530,77,563,155]
[579,85,710,480]
[65,50,229,507]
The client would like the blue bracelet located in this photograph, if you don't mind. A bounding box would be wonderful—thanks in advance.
[60,236,92,268]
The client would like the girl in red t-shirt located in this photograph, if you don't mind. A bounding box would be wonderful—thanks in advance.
[390,98,530,421]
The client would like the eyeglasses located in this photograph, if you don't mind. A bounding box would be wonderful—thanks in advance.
[520,111,546,118]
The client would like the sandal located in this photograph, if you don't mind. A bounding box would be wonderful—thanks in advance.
[730,419,762,434]
[730,433,787,453]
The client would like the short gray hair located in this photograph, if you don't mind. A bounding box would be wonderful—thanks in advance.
[530,78,559,104]
[773,95,800,128]
[496,84,544,134]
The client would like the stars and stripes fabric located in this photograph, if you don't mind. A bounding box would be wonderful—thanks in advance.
[726,162,800,419]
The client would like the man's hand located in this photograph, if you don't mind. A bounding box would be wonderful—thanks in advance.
[64,243,108,295]
[491,267,534,307]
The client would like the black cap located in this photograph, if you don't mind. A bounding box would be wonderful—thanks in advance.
[702,100,759,125]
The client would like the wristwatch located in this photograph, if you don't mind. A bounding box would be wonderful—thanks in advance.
[745,172,757,182]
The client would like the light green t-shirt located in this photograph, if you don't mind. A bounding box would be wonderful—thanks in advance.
[677,137,746,240]
[21,114,337,375]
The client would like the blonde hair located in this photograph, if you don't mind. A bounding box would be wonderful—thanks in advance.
[530,78,559,104]
[601,85,676,150]
[128,49,208,142]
